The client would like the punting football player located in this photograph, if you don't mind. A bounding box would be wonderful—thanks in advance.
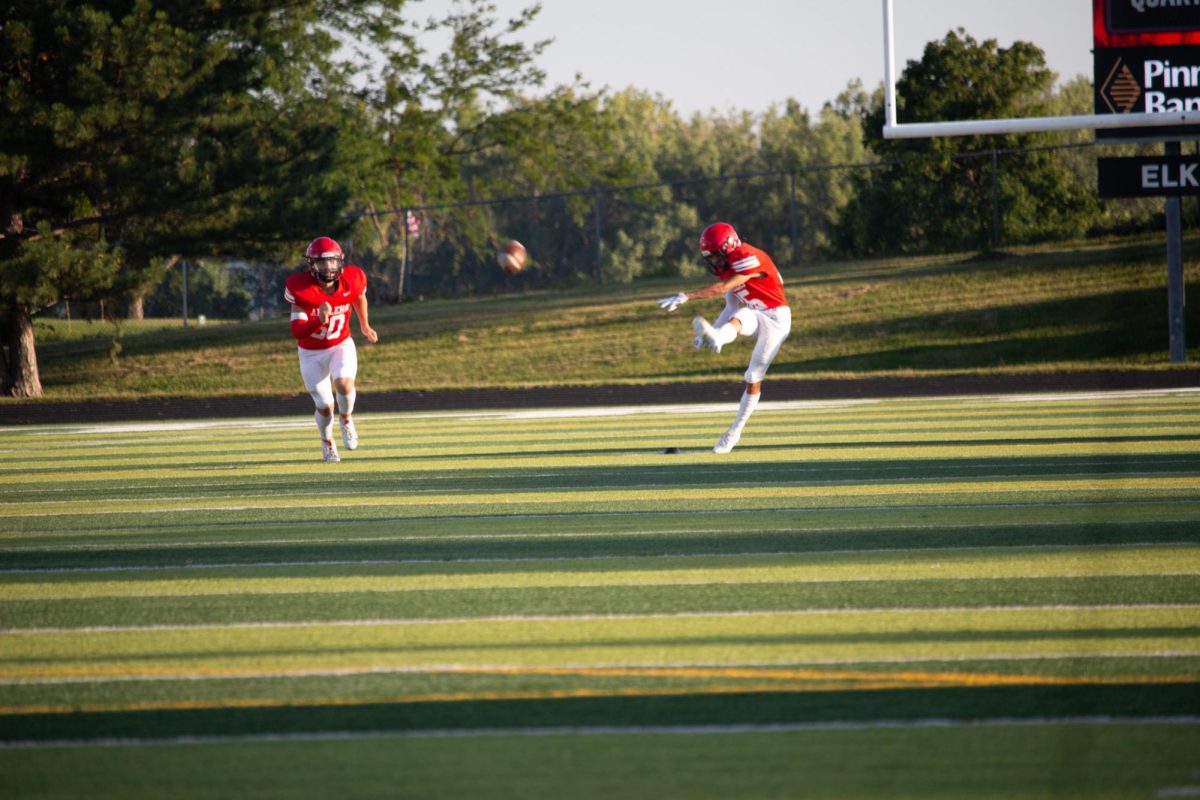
[657,222,791,454]
[285,236,378,463]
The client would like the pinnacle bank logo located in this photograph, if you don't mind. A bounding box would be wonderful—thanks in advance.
[1100,54,1200,113]
[1100,58,1143,112]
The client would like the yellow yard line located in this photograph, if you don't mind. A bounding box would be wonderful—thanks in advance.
[1,665,1195,716]
[4,639,1198,681]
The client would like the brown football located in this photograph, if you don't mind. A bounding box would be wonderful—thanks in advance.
[497,240,527,275]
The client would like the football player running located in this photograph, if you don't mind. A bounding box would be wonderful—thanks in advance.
[285,236,378,463]
[657,222,791,454]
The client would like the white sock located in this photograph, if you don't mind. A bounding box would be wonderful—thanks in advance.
[714,323,738,347]
[315,410,334,440]
[336,389,356,417]
[728,390,760,435]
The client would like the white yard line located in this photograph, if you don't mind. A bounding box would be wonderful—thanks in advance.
[10,572,1196,600]
[8,490,1200,520]
[4,604,1198,637]
[5,650,1199,686]
[5,497,1197,526]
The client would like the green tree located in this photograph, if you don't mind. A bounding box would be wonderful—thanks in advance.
[1045,74,1165,236]
[581,90,697,282]
[349,1,650,296]
[0,0,409,396]
[835,29,1097,256]
[0,228,121,396]
[657,110,769,259]
[757,97,868,262]
[622,92,867,269]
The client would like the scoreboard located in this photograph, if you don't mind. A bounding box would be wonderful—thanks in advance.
[1093,0,1200,141]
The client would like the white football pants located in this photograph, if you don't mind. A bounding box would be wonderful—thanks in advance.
[297,338,357,409]
[715,295,791,384]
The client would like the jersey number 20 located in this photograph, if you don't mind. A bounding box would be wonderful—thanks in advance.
[320,312,346,340]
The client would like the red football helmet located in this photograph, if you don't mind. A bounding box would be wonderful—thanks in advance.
[305,236,344,284]
[699,222,741,273]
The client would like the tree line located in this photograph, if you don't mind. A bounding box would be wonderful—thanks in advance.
[0,0,1170,397]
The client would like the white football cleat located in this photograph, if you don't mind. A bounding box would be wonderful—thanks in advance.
[340,416,358,451]
[692,316,722,353]
[322,439,341,463]
[713,430,740,454]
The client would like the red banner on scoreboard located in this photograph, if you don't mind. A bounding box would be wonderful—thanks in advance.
[1094,0,1200,47]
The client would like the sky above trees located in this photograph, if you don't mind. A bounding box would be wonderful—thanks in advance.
[411,0,1094,117]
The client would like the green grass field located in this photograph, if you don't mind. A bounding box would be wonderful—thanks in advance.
[1,390,1199,798]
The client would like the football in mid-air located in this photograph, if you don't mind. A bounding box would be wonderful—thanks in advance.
[497,240,527,275]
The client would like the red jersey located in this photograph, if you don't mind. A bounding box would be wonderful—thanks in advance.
[715,243,787,310]
[284,265,367,350]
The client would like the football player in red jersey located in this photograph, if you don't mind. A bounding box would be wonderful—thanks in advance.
[657,222,792,453]
[285,236,378,462]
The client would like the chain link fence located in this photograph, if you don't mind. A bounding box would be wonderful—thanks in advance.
[143,139,1192,319]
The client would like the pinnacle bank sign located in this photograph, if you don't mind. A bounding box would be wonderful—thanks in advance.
[1093,0,1200,140]
[1096,48,1200,116]
[1092,1,1194,365]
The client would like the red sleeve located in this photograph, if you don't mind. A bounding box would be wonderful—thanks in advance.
[347,266,367,300]
[290,314,322,340]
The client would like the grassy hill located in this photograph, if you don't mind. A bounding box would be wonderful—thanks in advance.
[14,237,1200,402]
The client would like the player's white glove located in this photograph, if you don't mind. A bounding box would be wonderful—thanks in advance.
[657,292,688,313]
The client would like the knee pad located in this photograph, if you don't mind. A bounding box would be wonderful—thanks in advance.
[309,377,335,409]
[733,307,759,337]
